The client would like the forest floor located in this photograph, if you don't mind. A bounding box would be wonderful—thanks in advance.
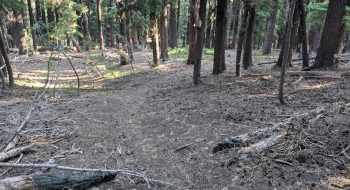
[1,48,350,190]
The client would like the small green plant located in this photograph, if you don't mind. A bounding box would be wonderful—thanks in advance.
[203,48,214,54]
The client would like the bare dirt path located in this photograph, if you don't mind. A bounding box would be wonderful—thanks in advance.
[1,49,350,189]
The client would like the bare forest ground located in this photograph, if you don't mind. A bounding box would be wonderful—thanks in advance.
[0,48,350,190]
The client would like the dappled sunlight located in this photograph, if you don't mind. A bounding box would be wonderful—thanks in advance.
[300,82,334,90]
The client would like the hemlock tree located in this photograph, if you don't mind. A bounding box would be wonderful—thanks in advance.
[313,0,349,68]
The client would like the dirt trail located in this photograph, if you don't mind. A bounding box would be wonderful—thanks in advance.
[1,50,350,189]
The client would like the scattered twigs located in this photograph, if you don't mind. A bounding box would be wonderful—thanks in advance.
[257,57,316,65]
[0,153,23,177]
[175,143,193,151]
[272,159,293,166]
[336,143,350,160]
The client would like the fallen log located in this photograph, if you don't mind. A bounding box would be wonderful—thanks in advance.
[0,172,116,190]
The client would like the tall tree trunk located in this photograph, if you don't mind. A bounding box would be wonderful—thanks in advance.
[108,0,116,48]
[0,26,14,87]
[231,0,240,49]
[160,0,169,62]
[7,11,26,54]
[345,32,350,52]
[262,0,278,54]
[97,0,104,55]
[130,12,139,49]
[213,0,227,75]
[236,0,249,76]
[187,0,199,65]
[314,0,348,68]
[205,0,213,48]
[41,7,47,34]
[47,7,55,33]
[169,2,178,48]
[150,12,160,66]
[194,0,207,85]
[298,0,309,68]
[35,0,42,22]
[83,0,91,51]
[279,0,296,105]
[27,0,40,52]
[242,4,256,69]
[119,2,128,65]
[276,4,300,67]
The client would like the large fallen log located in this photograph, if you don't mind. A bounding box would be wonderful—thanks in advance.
[0,172,116,190]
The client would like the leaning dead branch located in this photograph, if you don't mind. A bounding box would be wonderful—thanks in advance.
[0,145,33,162]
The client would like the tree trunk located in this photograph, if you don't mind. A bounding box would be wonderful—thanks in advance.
[131,12,139,49]
[7,11,26,54]
[262,0,278,54]
[213,0,227,75]
[187,0,199,65]
[84,0,91,51]
[160,0,169,62]
[27,0,37,52]
[308,28,320,53]
[150,12,160,66]
[279,0,296,105]
[298,0,309,68]
[276,4,300,67]
[97,0,104,55]
[345,32,350,52]
[47,7,55,32]
[119,2,128,65]
[231,0,240,49]
[236,0,249,76]
[243,5,256,69]
[108,0,116,48]
[0,26,14,87]
[314,0,348,68]
[169,2,178,48]
[204,0,213,48]
[193,0,207,85]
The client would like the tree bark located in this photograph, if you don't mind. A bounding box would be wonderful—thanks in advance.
[231,0,240,49]
[205,0,213,48]
[313,0,348,68]
[187,0,199,65]
[150,12,160,66]
[84,0,91,51]
[193,0,207,85]
[169,2,178,48]
[0,26,14,87]
[262,0,278,54]
[243,4,256,69]
[160,0,169,62]
[97,0,104,55]
[236,0,249,76]
[298,0,309,68]
[108,0,116,48]
[279,0,296,105]
[213,0,227,75]
[27,0,37,52]
[276,4,300,67]
[119,2,128,65]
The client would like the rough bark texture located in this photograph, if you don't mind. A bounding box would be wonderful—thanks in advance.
[187,0,199,65]
[150,13,160,66]
[84,0,91,51]
[236,0,249,76]
[231,0,240,49]
[313,0,348,68]
[345,32,350,52]
[308,28,320,53]
[169,2,178,48]
[213,0,227,75]
[262,0,278,54]
[193,0,207,85]
[243,5,256,70]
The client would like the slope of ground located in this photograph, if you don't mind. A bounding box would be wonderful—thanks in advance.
[0,49,349,189]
